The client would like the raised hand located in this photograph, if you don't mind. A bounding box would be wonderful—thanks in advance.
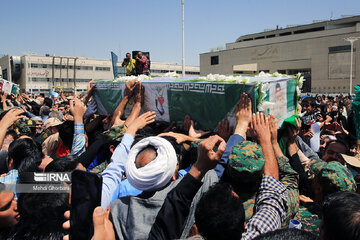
[0,108,24,128]
[158,131,198,144]
[126,111,156,137]
[133,81,143,103]
[125,79,137,97]
[251,112,271,145]
[70,98,87,123]
[217,119,232,142]
[268,114,278,144]
[234,92,252,138]
[62,207,115,240]
[188,120,210,139]
[190,135,226,180]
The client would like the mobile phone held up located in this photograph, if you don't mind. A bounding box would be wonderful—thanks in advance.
[70,170,102,240]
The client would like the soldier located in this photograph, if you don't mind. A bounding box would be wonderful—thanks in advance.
[294,158,356,236]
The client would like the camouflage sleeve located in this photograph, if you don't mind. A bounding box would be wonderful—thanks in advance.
[103,124,128,142]
[277,156,300,225]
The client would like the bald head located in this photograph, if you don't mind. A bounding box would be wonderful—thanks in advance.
[135,145,157,169]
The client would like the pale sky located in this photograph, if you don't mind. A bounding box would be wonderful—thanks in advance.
[1,0,360,66]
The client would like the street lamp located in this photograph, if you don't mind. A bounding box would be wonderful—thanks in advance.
[22,52,37,94]
[344,37,359,95]
[181,0,185,77]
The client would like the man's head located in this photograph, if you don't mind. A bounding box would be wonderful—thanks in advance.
[309,160,356,203]
[195,182,245,240]
[43,97,53,108]
[31,116,43,135]
[0,183,19,228]
[224,141,265,200]
[49,111,63,121]
[12,190,69,239]
[126,53,131,59]
[322,140,348,163]
[7,138,40,171]
[135,145,157,168]
[125,136,178,191]
[137,51,143,58]
[301,97,317,114]
[39,106,50,117]
[321,191,360,240]
[57,104,67,115]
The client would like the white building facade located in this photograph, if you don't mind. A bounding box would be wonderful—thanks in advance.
[0,54,200,93]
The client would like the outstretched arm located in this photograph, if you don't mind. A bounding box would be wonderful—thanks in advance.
[148,135,226,240]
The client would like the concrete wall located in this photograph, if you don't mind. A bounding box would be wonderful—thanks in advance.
[201,29,360,93]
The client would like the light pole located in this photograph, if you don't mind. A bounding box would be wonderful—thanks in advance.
[181,0,185,77]
[344,37,359,95]
[22,52,37,94]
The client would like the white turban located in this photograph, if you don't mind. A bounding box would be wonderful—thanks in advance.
[125,136,177,191]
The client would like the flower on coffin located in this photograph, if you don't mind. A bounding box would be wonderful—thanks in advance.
[298,76,305,89]
[258,101,274,112]
[272,72,282,77]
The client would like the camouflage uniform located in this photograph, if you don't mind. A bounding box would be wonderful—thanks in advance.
[88,124,127,174]
[294,205,321,236]
[40,128,53,144]
[91,161,109,174]
[277,155,299,227]
[103,124,128,142]
[294,159,356,235]
[227,141,299,225]
[308,159,356,192]
[15,119,37,137]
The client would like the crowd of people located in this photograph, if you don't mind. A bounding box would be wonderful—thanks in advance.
[0,78,359,240]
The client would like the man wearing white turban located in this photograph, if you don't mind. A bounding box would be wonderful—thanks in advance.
[110,133,219,239]
[125,136,178,192]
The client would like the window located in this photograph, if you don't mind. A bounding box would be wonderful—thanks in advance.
[279,32,291,36]
[95,67,110,71]
[329,45,351,53]
[211,56,219,65]
[77,66,93,71]
[254,36,265,40]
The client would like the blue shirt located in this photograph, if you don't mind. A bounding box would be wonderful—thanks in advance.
[109,168,190,206]
[101,133,134,208]
[0,169,19,200]
[215,134,245,179]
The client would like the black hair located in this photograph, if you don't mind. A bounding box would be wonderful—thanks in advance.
[324,139,349,154]
[195,182,245,240]
[45,155,78,172]
[28,101,40,116]
[43,97,53,108]
[18,154,43,180]
[253,228,319,240]
[9,191,69,240]
[58,121,74,150]
[5,130,18,140]
[322,191,360,240]
[8,138,41,170]
[302,97,317,108]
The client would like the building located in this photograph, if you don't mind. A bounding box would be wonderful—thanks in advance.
[0,54,200,93]
[200,16,360,93]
